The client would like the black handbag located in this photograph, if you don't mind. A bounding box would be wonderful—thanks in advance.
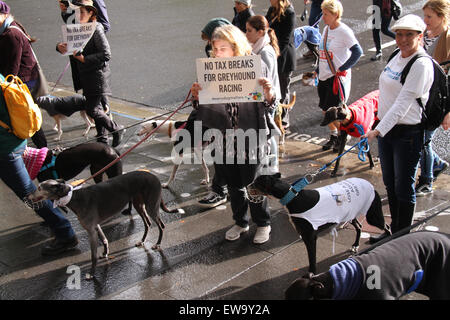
[391,0,402,20]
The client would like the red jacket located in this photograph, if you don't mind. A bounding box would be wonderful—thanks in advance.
[0,22,38,82]
[340,90,379,137]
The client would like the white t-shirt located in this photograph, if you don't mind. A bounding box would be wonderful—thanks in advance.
[376,48,434,137]
[318,23,359,82]
[290,178,375,230]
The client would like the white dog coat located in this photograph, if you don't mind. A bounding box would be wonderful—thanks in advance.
[289,178,375,230]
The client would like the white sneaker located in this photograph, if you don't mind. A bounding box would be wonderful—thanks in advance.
[253,226,271,244]
[225,224,249,241]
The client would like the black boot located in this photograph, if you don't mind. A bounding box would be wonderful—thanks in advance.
[370,51,382,61]
[322,135,338,151]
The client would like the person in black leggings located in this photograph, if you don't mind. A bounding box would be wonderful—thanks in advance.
[371,0,396,61]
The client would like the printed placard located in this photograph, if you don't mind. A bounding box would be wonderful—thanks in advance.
[61,22,96,56]
[196,55,263,104]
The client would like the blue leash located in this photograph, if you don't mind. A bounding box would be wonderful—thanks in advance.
[280,124,369,206]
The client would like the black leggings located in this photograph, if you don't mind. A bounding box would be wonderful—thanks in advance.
[372,3,396,53]
[85,95,118,143]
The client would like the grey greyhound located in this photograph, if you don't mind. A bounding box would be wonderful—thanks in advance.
[28,170,184,280]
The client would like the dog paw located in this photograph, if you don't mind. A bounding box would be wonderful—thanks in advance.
[161,183,169,189]
[151,244,161,251]
[85,273,94,280]
[201,179,209,185]
[351,246,359,254]
[135,241,144,248]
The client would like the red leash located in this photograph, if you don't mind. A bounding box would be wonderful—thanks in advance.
[72,90,193,187]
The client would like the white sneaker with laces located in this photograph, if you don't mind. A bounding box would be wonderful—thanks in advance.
[225,224,249,241]
[253,226,271,244]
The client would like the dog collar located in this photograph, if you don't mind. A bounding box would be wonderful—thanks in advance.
[53,185,81,208]
[279,176,312,206]
[39,155,59,179]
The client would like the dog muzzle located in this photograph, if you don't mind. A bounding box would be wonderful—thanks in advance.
[23,196,45,211]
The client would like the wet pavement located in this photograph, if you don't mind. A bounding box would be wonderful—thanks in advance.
[1,85,449,302]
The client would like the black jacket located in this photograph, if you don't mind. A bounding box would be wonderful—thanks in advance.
[232,7,255,33]
[266,5,296,74]
[73,23,111,96]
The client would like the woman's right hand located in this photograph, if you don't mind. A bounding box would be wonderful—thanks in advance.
[191,82,202,100]
[56,42,68,55]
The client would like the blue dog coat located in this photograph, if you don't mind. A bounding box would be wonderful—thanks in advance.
[293,26,321,48]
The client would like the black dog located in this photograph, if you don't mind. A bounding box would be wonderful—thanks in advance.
[285,231,450,300]
[250,173,389,274]
[23,142,132,215]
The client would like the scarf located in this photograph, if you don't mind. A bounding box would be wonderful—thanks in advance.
[53,184,81,208]
[251,33,270,55]
[0,15,13,35]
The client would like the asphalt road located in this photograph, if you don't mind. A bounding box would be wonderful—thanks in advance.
[8,0,449,160]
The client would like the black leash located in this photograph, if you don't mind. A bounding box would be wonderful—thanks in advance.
[356,203,450,256]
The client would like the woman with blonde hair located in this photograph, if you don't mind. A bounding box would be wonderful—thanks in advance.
[266,0,296,128]
[191,24,278,244]
[415,0,450,196]
[317,0,362,152]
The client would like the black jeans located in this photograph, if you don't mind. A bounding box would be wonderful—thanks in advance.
[372,4,395,53]
[215,163,270,228]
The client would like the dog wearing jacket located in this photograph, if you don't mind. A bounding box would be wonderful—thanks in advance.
[285,231,450,300]
[249,173,389,274]
[320,90,380,176]
[293,26,321,69]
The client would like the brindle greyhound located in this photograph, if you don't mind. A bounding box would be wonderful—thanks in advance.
[249,173,390,274]
[28,171,184,280]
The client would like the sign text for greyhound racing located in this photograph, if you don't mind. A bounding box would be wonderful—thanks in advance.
[61,23,96,56]
[196,55,264,104]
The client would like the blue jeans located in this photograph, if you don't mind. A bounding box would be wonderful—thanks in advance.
[378,126,423,232]
[0,146,75,240]
[378,126,423,203]
[309,1,323,27]
[419,129,442,183]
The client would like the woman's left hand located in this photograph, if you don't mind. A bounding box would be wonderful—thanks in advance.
[362,129,380,143]
[259,77,275,104]
[442,112,450,130]
[72,51,85,63]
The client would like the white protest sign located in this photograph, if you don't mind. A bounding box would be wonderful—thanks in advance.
[196,55,264,104]
[61,22,96,56]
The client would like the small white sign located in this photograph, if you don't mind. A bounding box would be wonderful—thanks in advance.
[61,22,96,56]
[196,55,264,104]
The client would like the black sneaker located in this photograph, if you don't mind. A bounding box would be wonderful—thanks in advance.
[322,135,338,151]
[433,160,449,181]
[41,236,79,256]
[416,183,433,197]
[112,126,125,147]
[198,192,227,208]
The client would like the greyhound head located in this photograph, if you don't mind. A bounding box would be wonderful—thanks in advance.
[28,179,72,203]
[285,273,329,300]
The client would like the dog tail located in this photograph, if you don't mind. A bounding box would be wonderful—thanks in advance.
[160,199,185,214]
[280,92,296,110]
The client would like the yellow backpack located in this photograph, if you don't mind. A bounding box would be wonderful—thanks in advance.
[0,75,42,139]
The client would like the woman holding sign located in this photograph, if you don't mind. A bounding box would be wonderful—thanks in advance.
[56,0,123,147]
[191,25,278,245]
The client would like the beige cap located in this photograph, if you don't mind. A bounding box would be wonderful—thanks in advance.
[391,14,426,33]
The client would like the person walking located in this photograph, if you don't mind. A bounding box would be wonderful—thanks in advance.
[0,73,79,256]
[317,0,362,152]
[415,0,450,196]
[191,25,278,244]
[370,0,396,61]
[56,0,123,146]
[363,15,434,242]
[266,0,296,129]
[0,1,48,148]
